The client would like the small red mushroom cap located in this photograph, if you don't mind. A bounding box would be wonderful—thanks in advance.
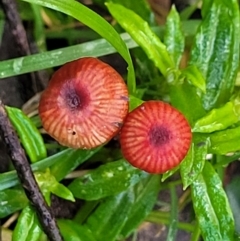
[39,57,129,149]
[120,101,192,174]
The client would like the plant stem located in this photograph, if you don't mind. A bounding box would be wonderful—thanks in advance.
[166,185,178,241]
[190,221,201,241]
[146,211,194,233]
[0,99,63,241]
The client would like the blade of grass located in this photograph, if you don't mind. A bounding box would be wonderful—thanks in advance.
[21,0,136,93]
[166,185,178,241]
[0,32,136,79]
[0,21,200,79]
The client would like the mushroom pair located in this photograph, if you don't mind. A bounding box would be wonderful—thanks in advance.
[39,57,192,174]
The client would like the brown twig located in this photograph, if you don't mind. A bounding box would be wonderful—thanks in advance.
[0,99,63,241]
[0,0,47,93]
[0,0,31,56]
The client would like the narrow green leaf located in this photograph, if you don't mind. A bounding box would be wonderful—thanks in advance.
[146,210,195,233]
[169,81,206,125]
[164,5,184,67]
[209,126,240,155]
[98,0,153,23]
[161,168,178,182]
[180,134,209,189]
[180,0,201,20]
[191,162,235,241]
[0,33,136,80]
[13,206,42,241]
[84,191,134,241]
[0,188,28,218]
[21,0,135,93]
[58,219,96,241]
[193,98,240,133]
[31,3,46,51]
[226,177,240,233]
[106,2,175,77]
[166,185,178,241]
[73,201,99,225]
[201,0,213,18]
[50,147,101,181]
[129,95,144,111]
[0,148,99,191]
[121,175,160,238]
[68,160,147,200]
[189,0,240,110]
[51,182,75,202]
[0,21,200,79]
[35,169,75,204]
[215,152,240,168]
[6,106,47,163]
[181,65,206,93]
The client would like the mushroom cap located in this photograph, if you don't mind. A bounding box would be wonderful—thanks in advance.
[39,57,129,149]
[120,101,192,174]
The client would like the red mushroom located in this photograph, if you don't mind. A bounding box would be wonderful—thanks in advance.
[39,57,129,149]
[120,101,192,174]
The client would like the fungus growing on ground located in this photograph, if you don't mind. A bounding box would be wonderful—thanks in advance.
[39,57,129,149]
[120,101,192,174]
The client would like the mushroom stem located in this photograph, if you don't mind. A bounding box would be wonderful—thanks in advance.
[0,99,63,241]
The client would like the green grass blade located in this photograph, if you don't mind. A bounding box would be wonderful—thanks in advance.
[0,33,136,79]
[0,21,200,80]
[21,0,136,93]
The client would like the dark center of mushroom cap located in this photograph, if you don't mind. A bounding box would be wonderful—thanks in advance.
[149,125,172,147]
[63,84,89,112]
[66,92,81,110]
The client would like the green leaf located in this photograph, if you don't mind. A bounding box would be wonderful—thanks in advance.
[21,0,135,93]
[201,0,213,18]
[106,2,174,77]
[121,175,160,238]
[180,0,201,20]
[0,21,200,79]
[95,0,153,23]
[68,160,148,200]
[209,126,240,155]
[161,166,179,182]
[51,182,75,202]
[226,177,240,233]
[31,3,46,51]
[189,0,240,110]
[129,95,144,111]
[50,147,101,181]
[180,134,209,189]
[0,148,100,191]
[169,80,206,125]
[12,206,42,241]
[0,188,28,218]
[84,191,134,241]
[181,65,206,93]
[193,97,240,133]
[166,185,178,241]
[58,219,96,241]
[164,5,184,67]
[73,201,99,225]
[191,161,235,241]
[6,106,47,163]
[35,169,75,204]
[0,33,136,79]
